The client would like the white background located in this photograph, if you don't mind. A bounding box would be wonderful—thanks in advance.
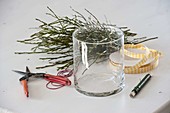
[0,0,170,113]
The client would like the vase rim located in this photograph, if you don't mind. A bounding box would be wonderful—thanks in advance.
[72,25,124,45]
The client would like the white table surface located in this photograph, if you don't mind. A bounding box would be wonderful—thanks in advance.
[0,0,170,113]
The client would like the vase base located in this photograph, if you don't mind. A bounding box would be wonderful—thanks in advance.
[75,84,124,97]
[74,73,125,97]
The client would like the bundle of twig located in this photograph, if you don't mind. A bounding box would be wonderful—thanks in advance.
[15,7,158,70]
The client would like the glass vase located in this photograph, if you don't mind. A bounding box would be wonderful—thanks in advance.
[73,25,124,97]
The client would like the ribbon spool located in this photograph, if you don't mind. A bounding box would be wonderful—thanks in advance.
[110,44,161,74]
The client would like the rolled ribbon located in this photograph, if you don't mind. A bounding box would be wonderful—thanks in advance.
[110,44,161,74]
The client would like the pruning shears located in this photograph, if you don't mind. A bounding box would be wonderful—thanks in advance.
[13,66,72,97]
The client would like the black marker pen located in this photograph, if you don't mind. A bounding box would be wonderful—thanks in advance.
[130,74,152,98]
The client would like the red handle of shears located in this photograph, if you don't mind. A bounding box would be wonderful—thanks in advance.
[43,74,71,86]
[20,80,29,97]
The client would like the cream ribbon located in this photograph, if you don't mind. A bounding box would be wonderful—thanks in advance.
[110,44,161,74]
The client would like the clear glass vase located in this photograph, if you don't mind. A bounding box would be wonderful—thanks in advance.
[73,25,124,97]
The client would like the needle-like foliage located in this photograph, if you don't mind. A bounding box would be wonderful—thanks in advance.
[15,7,158,70]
